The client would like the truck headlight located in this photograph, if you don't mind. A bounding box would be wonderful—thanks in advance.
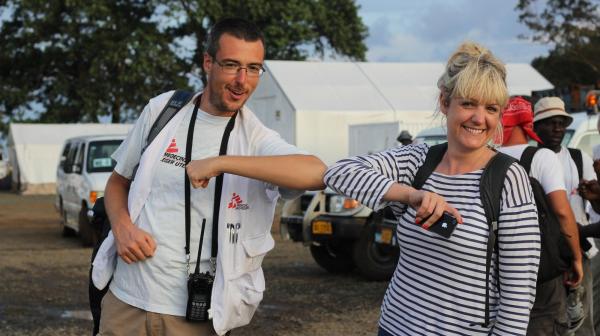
[89,191,104,205]
[329,195,359,213]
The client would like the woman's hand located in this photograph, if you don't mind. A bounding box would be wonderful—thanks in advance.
[186,157,222,189]
[408,190,463,229]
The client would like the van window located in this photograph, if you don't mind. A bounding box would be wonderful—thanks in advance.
[74,143,85,173]
[64,143,79,173]
[87,140,123,173]
[60,143,71,170]
[573,132,600,158]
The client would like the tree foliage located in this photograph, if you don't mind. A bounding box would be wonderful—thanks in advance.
[165,0,368,84]
[0,0,189,125]
[0,0,368,130]
[516,0,600,86]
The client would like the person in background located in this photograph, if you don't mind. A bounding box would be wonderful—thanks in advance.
[498,96,582,335]
[533,96,598,335]
[324,41,540,335]
[396,130,413,146]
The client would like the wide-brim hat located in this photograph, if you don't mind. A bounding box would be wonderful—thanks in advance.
[533,97,573,126]
[397,130,412,142]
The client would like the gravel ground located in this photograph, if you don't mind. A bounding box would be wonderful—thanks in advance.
[0,192,387,336]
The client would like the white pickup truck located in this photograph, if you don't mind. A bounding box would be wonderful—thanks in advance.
[56,134,126,246]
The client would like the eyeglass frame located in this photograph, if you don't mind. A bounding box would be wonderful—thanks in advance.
[213,59,266,77]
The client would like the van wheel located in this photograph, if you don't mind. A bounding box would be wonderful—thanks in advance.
[309,241,355,273]
[352,218,399,281]
[79,205,96,247]
[61,210,76,237]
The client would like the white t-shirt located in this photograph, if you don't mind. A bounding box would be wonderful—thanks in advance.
[110,98,301,316]
[557,146,597,258]
[499,144,566,194]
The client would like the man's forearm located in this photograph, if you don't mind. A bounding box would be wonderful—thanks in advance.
[105,172,133,233]
[217,155,326,190]
[548,190,582,261]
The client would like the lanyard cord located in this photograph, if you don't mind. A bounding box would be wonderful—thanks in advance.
[184,97,237,275]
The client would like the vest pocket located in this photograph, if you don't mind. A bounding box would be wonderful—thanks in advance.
[238,233,275,273]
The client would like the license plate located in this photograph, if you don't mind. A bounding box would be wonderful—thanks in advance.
[375,227,393,244]
[312,220,333,235]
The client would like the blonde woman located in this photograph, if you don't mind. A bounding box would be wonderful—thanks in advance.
[324,42,540,335]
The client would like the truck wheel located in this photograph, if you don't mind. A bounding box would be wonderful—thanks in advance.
[309,242,355,273]
[353,224,399,281]
[61,207,76,237]
[79,205,96,247]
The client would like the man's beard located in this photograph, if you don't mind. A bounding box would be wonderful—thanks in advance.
[209,85,245,114]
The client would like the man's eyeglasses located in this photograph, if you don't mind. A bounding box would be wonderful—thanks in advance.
[214,60,265,77]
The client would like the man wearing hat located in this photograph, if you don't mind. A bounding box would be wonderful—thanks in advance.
[499,96,583,335]
[534,96,597,335]
[396,130,412,146]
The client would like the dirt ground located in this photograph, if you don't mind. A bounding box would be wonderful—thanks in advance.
[0,192,388,336]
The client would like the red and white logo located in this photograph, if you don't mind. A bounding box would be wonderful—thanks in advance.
[227,193,249,210]
[166,138,178,153]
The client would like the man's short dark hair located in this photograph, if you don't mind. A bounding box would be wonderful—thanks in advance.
[205,18,265,58]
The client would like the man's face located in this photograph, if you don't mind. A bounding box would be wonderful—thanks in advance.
[202,33,265,116]
[533,115,570,151]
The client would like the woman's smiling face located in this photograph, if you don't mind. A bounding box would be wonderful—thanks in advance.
[442,96,501,152]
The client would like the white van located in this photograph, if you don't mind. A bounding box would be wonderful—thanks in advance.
[56,134,126,245]
[414,111,599,157]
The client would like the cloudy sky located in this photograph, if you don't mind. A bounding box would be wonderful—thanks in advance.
[356,0,553,63]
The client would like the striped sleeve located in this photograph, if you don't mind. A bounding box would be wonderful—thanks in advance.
[323,144,428,211]
[492,163,540,335]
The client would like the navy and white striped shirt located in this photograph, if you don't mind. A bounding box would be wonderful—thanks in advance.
[324,144,540,335]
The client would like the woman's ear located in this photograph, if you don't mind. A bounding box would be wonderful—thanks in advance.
[439,94,449,115]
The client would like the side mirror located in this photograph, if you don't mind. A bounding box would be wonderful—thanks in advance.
[72,164,82,174]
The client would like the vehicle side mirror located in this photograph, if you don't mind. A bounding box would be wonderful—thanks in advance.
[72,164,82,174]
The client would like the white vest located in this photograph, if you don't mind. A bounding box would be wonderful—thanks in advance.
[92,100,281,335]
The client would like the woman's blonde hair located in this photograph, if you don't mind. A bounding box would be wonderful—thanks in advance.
[437,41,509,144]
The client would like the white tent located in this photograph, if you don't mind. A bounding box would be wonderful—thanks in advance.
[247,60,554,165]
[7,123,132,194]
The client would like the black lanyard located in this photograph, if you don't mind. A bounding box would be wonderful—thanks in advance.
[184,96,237,274]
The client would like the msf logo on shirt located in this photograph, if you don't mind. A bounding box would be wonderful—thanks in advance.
[227,193,249,210]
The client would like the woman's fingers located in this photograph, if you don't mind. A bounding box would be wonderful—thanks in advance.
[414,191,462,229]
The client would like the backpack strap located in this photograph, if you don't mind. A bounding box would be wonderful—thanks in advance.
[131,90,194,180]
[412,143,448,189]
[519,146,539,175]
[479,152,516,327]
[568,148,583,181]
[145,90,195,152]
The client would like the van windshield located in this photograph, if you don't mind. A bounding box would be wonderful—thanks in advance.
[87,140,123,173]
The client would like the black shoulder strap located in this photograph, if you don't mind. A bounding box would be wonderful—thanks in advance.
[412,143,448,189]
[479,152,516,327]
[568,148,583,181]
[145,90,194,152]
[519,146,539,174]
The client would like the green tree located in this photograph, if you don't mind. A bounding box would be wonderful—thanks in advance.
[165,0,368,84]
[0,0,189,125]
[516,0,600,86]
[0,0,368,129]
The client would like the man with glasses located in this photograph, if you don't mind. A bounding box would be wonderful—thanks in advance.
[534,97,597,335]
[97,18,325,335]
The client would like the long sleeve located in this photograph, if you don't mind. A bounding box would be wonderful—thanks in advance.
[324,144,428,211]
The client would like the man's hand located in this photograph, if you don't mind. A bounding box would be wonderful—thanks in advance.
[593,159,600,177]
[186,157,222,189]
[578,180,600,201]
[112,220,156,264]
[564,258,584,288]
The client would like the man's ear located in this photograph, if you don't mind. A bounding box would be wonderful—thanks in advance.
[203,53,212,73]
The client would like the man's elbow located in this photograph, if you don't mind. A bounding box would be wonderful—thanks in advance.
[305,155,327,190]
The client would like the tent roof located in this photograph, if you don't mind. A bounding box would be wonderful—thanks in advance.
[8,123,132,145]
[264,60,554,113]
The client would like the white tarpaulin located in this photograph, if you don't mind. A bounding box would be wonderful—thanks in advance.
[7,123,132,194]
